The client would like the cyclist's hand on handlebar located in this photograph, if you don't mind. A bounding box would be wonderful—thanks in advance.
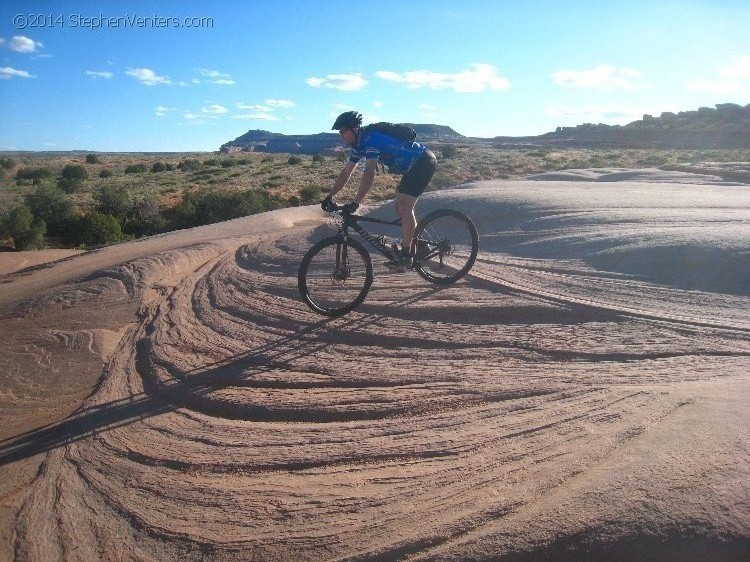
[341,202,359,214]
[321,196,335,212]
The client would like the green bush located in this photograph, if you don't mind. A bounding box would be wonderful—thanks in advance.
[58,164,88,192]
[94,184,132,219]
[125,163,148,174]
[77,212,125,246]
[1,205,46,250]
[442,145,458,159]
[151,161,167,173]
[0,157,18,170]
[15,167,53,184]
[93,185,164,237]
[172,188,285,228]
[85,154,101,164]
[178,158,202,171]
[287,156,303,165]
[99,169,114,178]
[300,184,322,205]
[24,184,75,237]
[312,154,325,164]
[61,164,88,181]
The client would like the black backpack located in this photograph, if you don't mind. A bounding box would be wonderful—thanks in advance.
[362,122,417,143]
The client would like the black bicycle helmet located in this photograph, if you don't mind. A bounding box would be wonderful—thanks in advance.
[332,111,362,130]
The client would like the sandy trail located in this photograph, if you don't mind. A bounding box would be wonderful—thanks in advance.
[1,176,748,560]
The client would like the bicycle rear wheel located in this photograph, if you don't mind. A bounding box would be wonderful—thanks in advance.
[298,237,373,316]
[413,209,478,285]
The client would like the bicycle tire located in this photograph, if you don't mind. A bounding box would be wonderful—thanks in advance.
[413,209,479,285]
[298,236,373,317]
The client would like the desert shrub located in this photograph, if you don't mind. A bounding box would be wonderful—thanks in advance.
[94,185,132,219]
[76,211,125,246]
[151,161,167,173]
[15,167,54,184]
[287,156,303,165]
[221,159,236,168]
[61,164,88,181]
[24,184,75,237]
[287,195,301,207]
[203,158,220,167]
[85,154,101,164]
[1,205,47,250]
[442,145,458,159]
[300,184,322,205]
[99,169,114,178]
[312,154,325,164]
[261,156,274,163]
[172,188,284,228]
[125,163,148,174]
[0,157,18,169]
[638,154,669,167]
[178,158,202,171]
[127,192,165,236]
[263,174,287,189]
[58,164,88,192]
[93,185,164,237]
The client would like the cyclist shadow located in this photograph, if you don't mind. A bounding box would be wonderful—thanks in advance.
[0,280,460,466]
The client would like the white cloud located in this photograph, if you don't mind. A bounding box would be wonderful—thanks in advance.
[155,106,177,117]
[264,99,295,108]
[687,55,750,95]
[306,73,368,91]
[198,68,235,85]
[86,70,113,79]
[237,103,272,112]
[0,66,34,79]
[201,103,228,114]
[125,68,172,86]
[232,112,279,121]
[373,100,383,108]
[0,39,5,48]
[233,100,294,121]
[182,112,218,122]
[551,64,642,91]
[9,35,43,53]
[375,63,511,93]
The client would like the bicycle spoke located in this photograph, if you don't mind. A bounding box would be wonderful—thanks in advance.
[299,238,373,316]
[414,209,478,285]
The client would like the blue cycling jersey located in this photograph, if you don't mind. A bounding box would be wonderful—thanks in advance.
[349,130,426,174]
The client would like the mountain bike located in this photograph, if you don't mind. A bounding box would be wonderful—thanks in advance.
[298,203,479,316]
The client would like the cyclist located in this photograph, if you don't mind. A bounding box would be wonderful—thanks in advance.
[322,110,437,268]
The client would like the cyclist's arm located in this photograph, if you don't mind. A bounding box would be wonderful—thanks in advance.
[354,158,377,205]
[329,161,357,198]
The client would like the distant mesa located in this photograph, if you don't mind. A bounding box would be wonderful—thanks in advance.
[220,103,750,153]
[220,124,464,155]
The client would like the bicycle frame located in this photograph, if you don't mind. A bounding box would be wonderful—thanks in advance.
[333,212,403,261]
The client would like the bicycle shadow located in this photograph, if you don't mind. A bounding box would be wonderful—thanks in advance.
[0,285,443,467]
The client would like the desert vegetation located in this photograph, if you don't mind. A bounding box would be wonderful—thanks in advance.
[1,147,748,250]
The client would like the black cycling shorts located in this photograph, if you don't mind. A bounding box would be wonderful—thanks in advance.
[397,149,436,197]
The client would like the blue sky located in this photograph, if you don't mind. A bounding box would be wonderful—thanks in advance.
[1,0,749,151]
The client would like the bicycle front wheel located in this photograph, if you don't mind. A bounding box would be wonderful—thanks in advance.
[298,237,373,317]
[413,209,479,285]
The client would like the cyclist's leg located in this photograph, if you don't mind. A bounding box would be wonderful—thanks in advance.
[395,193,418,250]
[396,149,436,252]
